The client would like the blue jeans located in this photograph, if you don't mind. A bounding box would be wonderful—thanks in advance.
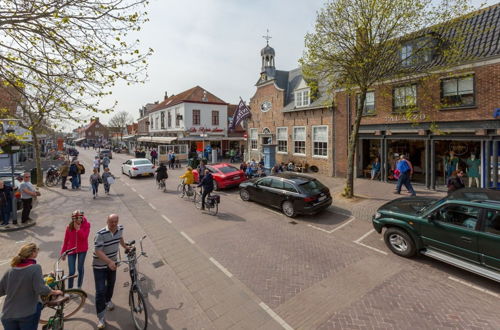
[1,204,11,225]
[93,268,116,317]
[396,171,416,195]
[91,183,99,195]
[1,302,42,330]
[68,252,87,288]
[71,176,79,189]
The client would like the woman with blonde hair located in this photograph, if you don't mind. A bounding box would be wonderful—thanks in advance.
[61,210,91,289]
[0,243,62,329]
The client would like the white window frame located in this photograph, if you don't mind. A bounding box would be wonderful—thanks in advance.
[294,88,310,108]
[250,128,258,150]
[276,127,288,154]
[401,44,413,66]
[312,125,328,158]
[293,126,306,156]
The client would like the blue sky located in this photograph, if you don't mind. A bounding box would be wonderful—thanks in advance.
[97,0,497,126]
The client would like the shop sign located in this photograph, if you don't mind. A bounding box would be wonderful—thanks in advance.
[449,142,468,156]
[494,108,500,118]
[385,113,426,122]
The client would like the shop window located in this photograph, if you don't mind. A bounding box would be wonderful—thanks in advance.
[212,111,219,126]
[393,84,417,112]
[295,89,310,107]
[357,91,375,115]
[293,126,306,155]
[277,127,288,153]
[192,109,200,125]
[312,126,328,157]
[441,75,475,108]
[250,128,258,150]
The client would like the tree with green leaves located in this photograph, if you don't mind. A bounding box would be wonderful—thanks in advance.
[108,111,133,142]
[301,0,477,198]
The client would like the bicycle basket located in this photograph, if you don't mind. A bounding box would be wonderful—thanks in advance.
[207,194,220,204]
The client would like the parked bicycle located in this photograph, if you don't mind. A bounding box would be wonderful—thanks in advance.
[194,189,219,215]
[45,165,61,187]
[40,247,87,328]
[177,180,196,200]
[117,235,149,330]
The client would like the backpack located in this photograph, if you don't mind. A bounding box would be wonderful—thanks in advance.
[80,165,85,175]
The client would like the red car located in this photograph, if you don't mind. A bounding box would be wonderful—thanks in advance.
[193,163,247,190]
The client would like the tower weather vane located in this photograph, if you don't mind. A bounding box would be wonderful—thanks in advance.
[262,29,272,45]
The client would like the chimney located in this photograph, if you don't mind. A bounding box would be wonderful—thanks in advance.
[164,91,168,100]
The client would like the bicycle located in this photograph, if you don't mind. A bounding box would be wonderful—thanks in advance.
[156,176,166,192]
[117,235,149,330]
[194,189,219,215]
[45,167,61,187]
[40,247,87,327]
[177,181,196,200]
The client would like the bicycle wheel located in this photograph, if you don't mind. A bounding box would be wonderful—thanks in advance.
[129,288,148,330]
[208,202,218,216]
[40,289,86,324]
[194,193,202,209]
[45,176,55,187]
[177,184,185,198]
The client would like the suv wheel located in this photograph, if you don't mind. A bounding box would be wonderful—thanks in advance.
[384,228,416,258]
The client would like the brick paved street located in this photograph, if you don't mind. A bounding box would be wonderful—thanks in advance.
[0,147,498,329]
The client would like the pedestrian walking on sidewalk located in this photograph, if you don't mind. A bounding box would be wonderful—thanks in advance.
[93,156,101,173]
[102,155,110,170]
[76,161,85,189]
[394,155,416,196]
[0,180,13,227]
[101,168,115,195]
[59,161,69,189]
[60,211,90,289]
[90,169,102,199]
[93,214,129,329]
[20,172,40,223]
[68,161,80,190]
[0,243,63,330]
[150,149,158,165]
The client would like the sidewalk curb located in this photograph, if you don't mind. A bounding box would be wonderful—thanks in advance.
[0,221,36,232]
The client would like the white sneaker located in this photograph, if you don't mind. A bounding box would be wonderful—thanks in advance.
[97,317,106,329]
[106,301,114,311]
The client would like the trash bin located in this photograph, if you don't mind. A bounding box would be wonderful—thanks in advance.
[30,167,37,184]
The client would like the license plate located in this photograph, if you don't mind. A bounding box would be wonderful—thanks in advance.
[233,176,240,180]
[142,173,149,176]
[318,196,326,201]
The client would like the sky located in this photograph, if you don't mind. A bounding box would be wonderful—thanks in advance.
[95,0,497,127]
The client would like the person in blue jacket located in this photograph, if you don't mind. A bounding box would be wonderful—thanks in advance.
[197,169,214,210]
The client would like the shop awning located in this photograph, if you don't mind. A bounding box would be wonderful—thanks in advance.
[178,136,245,142]
[137,136,177,144]
[74,137,86,142]
[122,135,137,140]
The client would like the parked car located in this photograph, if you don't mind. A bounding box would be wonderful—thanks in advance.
[121,158,155,178]
[372,188,500,282]
[192,163,246,191]
[99,149,113,159]
[238,173,332,217]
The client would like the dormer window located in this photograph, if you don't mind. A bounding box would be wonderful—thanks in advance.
[400,36,437,67]
[401,44,413,66]
[295,88,310,108]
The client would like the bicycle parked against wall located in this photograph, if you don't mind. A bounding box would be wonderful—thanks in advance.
[45,166,61,187]
[117,235,149,330]
[40,247,87,328]
[194,189,219,215]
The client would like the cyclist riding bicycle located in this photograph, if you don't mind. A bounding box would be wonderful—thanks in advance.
[155,163,168,185]
[179,166,194,194]
[197,168,214,210]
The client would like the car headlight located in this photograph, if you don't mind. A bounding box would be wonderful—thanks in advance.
[374,212,382,219]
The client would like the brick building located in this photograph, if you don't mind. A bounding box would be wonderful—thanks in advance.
[334,4,500,189]
[74,117,109,146]
[247,41,334,174]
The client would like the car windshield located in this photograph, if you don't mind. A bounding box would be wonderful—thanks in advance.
[417,197,447,213]
[134,160,152,165]
[299,179,326,194]
[217,166,239,174]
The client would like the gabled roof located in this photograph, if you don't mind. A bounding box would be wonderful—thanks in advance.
[151,86,227,112]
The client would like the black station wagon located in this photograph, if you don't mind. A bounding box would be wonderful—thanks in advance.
[239,173,332,217]
[373,188,500,282]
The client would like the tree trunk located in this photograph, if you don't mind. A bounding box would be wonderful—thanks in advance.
[31,130,44,187]
[343,90,366,198]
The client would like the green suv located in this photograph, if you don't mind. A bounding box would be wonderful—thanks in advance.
[372,188,500,282]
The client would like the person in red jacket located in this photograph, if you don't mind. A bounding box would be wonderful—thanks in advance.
[61,210,90,289]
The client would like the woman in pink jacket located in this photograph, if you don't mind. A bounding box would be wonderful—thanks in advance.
[60,210,90,289]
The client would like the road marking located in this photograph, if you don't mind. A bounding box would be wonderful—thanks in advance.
[308,216,355,234]
[267,209,284,217]
[259,302,294,330]
[180,231,195,244]
[209,257,233,278]
[131,187,136,192]
[448,276,499,298]
[138,194,145,200]
[148,203,156,210]
[162,214,172,224]
[353,229,388,255]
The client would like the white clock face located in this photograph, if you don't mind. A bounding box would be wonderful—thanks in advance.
[260,101,272,112]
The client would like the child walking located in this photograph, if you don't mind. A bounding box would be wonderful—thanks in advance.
[89,168,102,199]
[101,168,115,195]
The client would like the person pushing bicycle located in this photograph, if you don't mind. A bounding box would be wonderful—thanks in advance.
[197,169,214,210]
[179,166,194,194]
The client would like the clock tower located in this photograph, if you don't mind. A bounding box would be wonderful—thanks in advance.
[259,30,276,84]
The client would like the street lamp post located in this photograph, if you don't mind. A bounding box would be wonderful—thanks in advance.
[5,126,20,223]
